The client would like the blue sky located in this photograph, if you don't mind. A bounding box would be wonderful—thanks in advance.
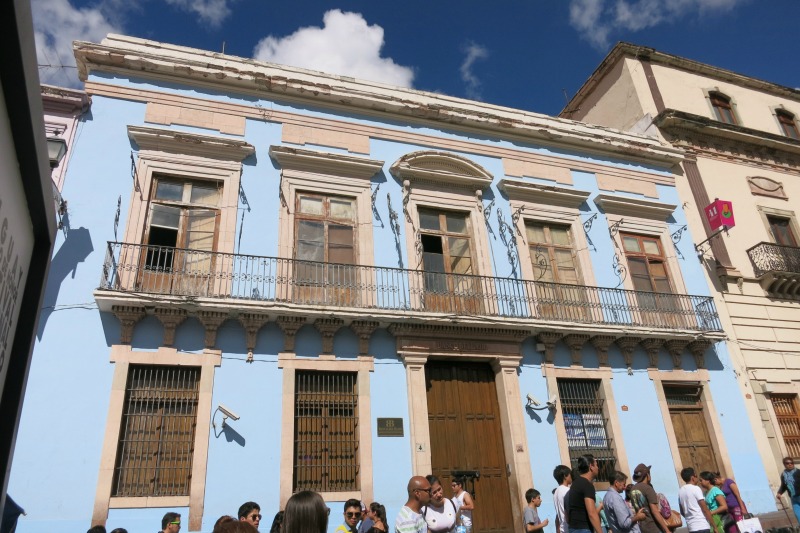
[34,0,800,116]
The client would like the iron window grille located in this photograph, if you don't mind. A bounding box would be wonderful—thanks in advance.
[557,378,616,484]
[294,371,359,492]
[112,365,200,497]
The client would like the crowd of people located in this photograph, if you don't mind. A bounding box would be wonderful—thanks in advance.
[82,455,800,533]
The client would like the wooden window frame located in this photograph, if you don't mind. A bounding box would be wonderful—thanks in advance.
[93,345,220,531]
[709,91,738,125]
[525,221,583,284]
[757,206,800,248]
[776,109,800,140]
[770,394,800,460]
[620,232,674,294]
[293,192,358,263]
[278,354,374,507]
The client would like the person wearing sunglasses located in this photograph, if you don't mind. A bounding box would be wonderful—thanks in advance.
[239,502,263,530]
[160,512,181,533]
[335,498,363,533]
[396,476,432,533]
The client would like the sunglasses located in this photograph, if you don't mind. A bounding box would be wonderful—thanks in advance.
[170,522,181,526]
[416,487,432,494]
[250,514,263,521]
[346,512,361,518]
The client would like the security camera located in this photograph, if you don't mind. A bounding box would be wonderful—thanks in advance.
[218,404,240,421]
[526,393,541,407]
[546,394,558,410]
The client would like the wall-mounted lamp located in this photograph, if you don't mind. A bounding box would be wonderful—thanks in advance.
[46,134,67,169]
[526,393,558,411]
[212,403,240,437]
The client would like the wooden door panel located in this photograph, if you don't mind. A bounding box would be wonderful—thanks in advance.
[669,409,718,474]
[427,363,514,533]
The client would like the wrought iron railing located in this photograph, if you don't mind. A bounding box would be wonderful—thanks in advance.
[747,242,800,277]
[99,242,722,332]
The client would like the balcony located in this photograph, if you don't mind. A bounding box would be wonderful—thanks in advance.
[747,242,800,297]
[97,242,722,334]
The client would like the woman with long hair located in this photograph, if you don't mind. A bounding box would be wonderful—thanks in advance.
[366,502,387,533]
[715,473,747,533]
[283,491,329,533]
[699,471,728,533]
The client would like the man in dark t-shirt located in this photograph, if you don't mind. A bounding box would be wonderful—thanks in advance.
[631,463,669,533]
[566,454,603,533]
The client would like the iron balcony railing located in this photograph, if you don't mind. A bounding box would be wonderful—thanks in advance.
[747,242,800,277]
[99,242,722,332]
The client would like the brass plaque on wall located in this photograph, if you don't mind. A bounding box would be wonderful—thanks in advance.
[377,418,404,437]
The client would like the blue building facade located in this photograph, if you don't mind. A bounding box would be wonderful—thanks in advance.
[8,34,777,532]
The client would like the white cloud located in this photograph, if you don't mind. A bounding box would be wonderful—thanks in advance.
[32,0,121,87]
[460,42,489,101]
[164,0,231,27]
[252,9,415,87]
[569,0,744,49]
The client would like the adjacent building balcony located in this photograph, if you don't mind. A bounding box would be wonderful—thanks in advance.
[96,242,723,335]
[747,242,800,297]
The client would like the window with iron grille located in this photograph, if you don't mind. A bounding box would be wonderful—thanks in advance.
[294,371,359,492]
[112,365,200,497]
[557,379,617,484]
[771,394,800,459]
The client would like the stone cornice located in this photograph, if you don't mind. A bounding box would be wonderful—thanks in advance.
[269,145,384,179]
[595,193,676,221]
[74,35,684,167]
[563,42,800,117]
[498,178,591,208]
[41,84,91,114]
[389,150,493,190]
[127,125,255,161]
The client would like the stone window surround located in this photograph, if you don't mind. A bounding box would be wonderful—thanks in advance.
[770,105,800,138]
[703,88,742,126]
[123,126,253,258]
[757,205,800,246]
[594,194,688,297]
[92,345,221,531]
[269,145,384,265]
[544,365,629,488]
[277,353,374,507]
[648,369,734,482]
[500,178,597,289]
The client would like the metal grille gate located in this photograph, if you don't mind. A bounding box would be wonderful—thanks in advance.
[557,379,616,482]
[113,365,199,497]
[294,371,359,492]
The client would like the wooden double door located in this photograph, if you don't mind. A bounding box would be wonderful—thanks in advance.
[426,362,515,533]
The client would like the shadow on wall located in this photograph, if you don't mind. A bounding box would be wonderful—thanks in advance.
[37,226,94,339]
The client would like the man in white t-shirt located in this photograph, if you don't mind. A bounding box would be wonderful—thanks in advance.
[552,464,572,533]
[678,467,715,533]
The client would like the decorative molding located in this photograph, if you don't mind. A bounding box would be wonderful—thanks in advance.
[499,178,591,208]
[276,315,306,352]
[595,194,677,221]
[314,318,345,354]
[153,308,187,347]
[351,321,380,355]
[389,150,493,190]
[688,340,712,368]
[747,176,788,199]
[269,145,384,179]
[640,338,664,368]
[112,305,145,344]
[615,337,642,368]
[239,313,269,356]
[665,339,690,369]
[590,335,617,367]
[197,311,228,349]
[563,334,590,366]
[389,323,529,341]
[127,125,255,161]
[537,332,563,365]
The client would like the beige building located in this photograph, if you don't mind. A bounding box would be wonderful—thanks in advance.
[563,42,800,495]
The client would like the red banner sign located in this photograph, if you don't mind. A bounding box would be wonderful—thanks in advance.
[704,199,735,230]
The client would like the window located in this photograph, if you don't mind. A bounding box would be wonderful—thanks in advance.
[293,193,358,305]
[622,233,673,293]
[771,395,800,459]
[768,215,798,246]
[294,371,359,492]
[526,222,586,320]
[140,176,221,295]
[663,384,719,474]
[557,379,617,484]
[777,110,800,140]
[710,92,737,125]
[418,208,482,313]
[112,364,200,497]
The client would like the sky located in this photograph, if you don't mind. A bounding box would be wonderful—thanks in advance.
[33,0,800,117]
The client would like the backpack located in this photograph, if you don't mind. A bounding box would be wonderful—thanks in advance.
[657,493,672,519]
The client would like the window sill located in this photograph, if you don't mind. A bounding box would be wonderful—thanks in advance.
[110,496,190,508]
